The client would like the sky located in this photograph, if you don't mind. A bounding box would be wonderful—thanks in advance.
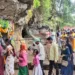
[71,0,75,3]
[71,0,75,16]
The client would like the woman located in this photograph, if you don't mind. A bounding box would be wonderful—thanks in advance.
[61,31,67,40]
[0,45,4,75]
[18,43,28,75]
[61,40,72,75]
[66,37,73,75]
[70,31,75,52]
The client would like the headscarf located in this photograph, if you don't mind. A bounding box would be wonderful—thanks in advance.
[34,38,41,42]
[7,45,13,53]
[20,43,27,51]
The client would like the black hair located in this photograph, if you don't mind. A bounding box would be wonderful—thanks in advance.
[33,50,39,55]
[5,38,9,42]
[35,50,39,55]
[5,38,11,45]
[47,37,53,41]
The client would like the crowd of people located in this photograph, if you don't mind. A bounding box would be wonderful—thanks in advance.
[0,28,75,75]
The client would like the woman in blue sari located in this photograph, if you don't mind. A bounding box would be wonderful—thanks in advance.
[66,37,73,75]
[61,40,73,75]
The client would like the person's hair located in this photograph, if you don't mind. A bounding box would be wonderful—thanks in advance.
[5,38,9,42]
[47,37,53,41]
[35,50,39,55]
[33,50,39,55]
[51,29,53,32]
[5,38,11,45]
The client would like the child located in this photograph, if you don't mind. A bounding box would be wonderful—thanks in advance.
[5,45,15,75]
[33,50,43,75]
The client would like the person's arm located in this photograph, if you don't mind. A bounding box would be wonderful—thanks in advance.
[19,56,23,61]
[18,53,24,61]
[1,38,6,49]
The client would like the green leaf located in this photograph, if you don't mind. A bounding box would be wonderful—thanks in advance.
[0,19,9,29]
[33,0,40,8]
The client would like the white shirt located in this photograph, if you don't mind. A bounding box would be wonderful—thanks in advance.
[38,43,45,60]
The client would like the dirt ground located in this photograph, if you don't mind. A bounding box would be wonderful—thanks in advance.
[15,70,75,75]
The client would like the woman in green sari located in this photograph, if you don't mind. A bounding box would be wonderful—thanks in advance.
[18,43,28,75]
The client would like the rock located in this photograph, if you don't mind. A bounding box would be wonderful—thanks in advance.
[0,5,5,10]
[12,0,18,3]
[0,0,17,20]
[0,0,30,22]
[17,17,26,25]
[18,0,33,3]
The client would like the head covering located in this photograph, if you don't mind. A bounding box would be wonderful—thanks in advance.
[7,45,12,49]
[20,43,27,51]
[34,38,41,42]
[7,45,13,53]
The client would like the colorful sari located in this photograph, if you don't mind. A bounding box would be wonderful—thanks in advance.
[71,38,75,52]
[61,47,73,75]
[18,66,28,75]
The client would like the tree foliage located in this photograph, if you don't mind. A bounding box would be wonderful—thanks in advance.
[33,0,40,8]
[40,0,52,21]
[55,0,75,27]
[37,0,75,28]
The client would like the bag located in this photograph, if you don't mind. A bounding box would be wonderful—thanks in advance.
[58,57,62,64]
[62,60,68,67]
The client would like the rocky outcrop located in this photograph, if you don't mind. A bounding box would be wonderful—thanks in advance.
[0,0,35,51]
[0,0,33,25]
[0,0,16,20]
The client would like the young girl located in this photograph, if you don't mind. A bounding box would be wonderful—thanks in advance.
[5,45,15,75]
[33,50,43,75]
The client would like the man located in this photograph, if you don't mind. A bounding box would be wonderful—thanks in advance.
[46,37,59,75]
[34,38,45,75]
